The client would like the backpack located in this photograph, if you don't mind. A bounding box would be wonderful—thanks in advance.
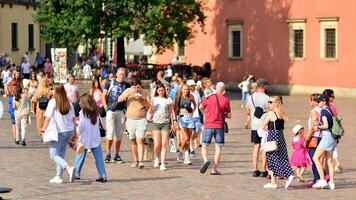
[325,109,344,139]
[38,96,49,110]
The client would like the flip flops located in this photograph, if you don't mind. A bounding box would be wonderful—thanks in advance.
[199,161,211,174]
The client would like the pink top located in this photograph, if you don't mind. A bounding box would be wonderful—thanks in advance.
[93,89,102,107]
[329,104,338,116]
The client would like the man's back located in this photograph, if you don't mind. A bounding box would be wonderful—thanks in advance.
[247,92,269,130]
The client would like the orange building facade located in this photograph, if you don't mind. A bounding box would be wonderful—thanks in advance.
[156,0,356,96]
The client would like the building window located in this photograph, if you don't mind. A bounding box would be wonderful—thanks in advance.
[28,24,34,50]
[11,23,18,50]
[228,23,243,59]
[319,17,338,60]
[325,29,336,58]
[287,19,306,60]
[178,43,185,56]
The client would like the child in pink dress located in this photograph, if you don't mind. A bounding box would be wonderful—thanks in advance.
[290,125,310,182]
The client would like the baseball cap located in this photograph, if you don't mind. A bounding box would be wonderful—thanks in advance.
[292,124,304,134]
[257,79,268,87]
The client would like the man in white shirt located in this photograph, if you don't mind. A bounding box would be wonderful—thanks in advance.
[246,79,270,178]
[64,74,80,104]
[21,60,31,79]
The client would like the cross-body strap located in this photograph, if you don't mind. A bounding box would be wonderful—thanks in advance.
[251,93,256,109]
[214,94,225,121]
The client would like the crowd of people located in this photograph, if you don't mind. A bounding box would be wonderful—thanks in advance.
[0,58,343,190]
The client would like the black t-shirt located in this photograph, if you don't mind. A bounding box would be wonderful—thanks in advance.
[104,80,130,111]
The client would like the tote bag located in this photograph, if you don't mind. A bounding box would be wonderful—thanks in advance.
[43,119,58,143]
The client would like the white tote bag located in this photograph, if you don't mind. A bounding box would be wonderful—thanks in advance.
[169,138,177,153]
[43,119,58,143]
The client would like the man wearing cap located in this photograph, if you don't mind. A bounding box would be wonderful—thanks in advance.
[246,79,269,177]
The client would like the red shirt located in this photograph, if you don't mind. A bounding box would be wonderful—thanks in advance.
[202,94,231,129]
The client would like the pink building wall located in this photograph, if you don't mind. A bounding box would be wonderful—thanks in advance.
[156,0,356,88]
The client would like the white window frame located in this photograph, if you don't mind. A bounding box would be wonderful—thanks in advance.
[319,17,339,61]
[287,19,306,60]
[227,21,243,59]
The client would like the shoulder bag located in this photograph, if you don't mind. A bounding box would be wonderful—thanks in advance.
[263,114,278,152]
[99,117,106,137]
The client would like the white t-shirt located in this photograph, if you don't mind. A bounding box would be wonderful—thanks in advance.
[77,111,101,149]
[246,92,270,130]
[191,91,201,118]
[1,70,10,79]
[64,83,79,103]
[45,99,75,132]
[21,62,31,74]
[152,97,173,124]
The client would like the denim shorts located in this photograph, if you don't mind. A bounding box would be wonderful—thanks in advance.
[202,128,224,145]
[191,117,202,133]
[317,130,337,152]
[178,114,195,129]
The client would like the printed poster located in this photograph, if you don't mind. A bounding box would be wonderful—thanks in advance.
[51,48,68,83]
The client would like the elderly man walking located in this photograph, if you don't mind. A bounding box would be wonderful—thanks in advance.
[199,82,231,175]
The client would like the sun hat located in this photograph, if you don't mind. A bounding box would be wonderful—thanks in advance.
[292,124,304,135]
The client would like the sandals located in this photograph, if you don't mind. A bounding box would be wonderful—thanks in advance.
[199,161,211,174]
[210,171,222,175]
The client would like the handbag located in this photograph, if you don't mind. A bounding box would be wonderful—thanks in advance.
[307,137,319,149]
[215,95,229,133]
[99,118,106,137]
[169,131,177,153]
[263,118,278,152]
[43,119,58,143]
[263,141,278,152]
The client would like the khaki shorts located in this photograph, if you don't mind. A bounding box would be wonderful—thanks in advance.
[151,123,171,131]
[106,110,125,140]
[126,118,147,140]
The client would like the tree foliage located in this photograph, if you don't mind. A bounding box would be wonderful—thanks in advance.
[35,0,206,52]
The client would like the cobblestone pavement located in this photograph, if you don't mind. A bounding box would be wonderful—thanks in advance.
[0,81,355,200]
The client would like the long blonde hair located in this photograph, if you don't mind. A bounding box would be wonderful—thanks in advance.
[36,78,50,97]
[271,96,288,121]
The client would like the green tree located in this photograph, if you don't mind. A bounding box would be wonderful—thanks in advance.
[35,0,206,66]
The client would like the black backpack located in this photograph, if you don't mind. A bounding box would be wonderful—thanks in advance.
[38,96,49,110]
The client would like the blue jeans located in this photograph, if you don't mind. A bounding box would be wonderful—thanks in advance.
[202,128,224,145]
[308,148,320,182]
[50,131,73,176]
[241,91,249,107]
[74,144,107,178]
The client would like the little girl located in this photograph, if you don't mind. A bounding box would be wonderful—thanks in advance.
[290,125,310,182]
[13,86,30,146]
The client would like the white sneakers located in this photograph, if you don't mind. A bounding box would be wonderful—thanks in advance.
[328,183,336,190]
[177,151,183,163]
[68,167,76,183]
[285,175,294,189]
[312,180,328,189]
[183,151,192,165]
[263,183,278,189]
[49,176,63,184]
[160,165,168,171]
[154,158,160,168]
[49,167,76,183]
